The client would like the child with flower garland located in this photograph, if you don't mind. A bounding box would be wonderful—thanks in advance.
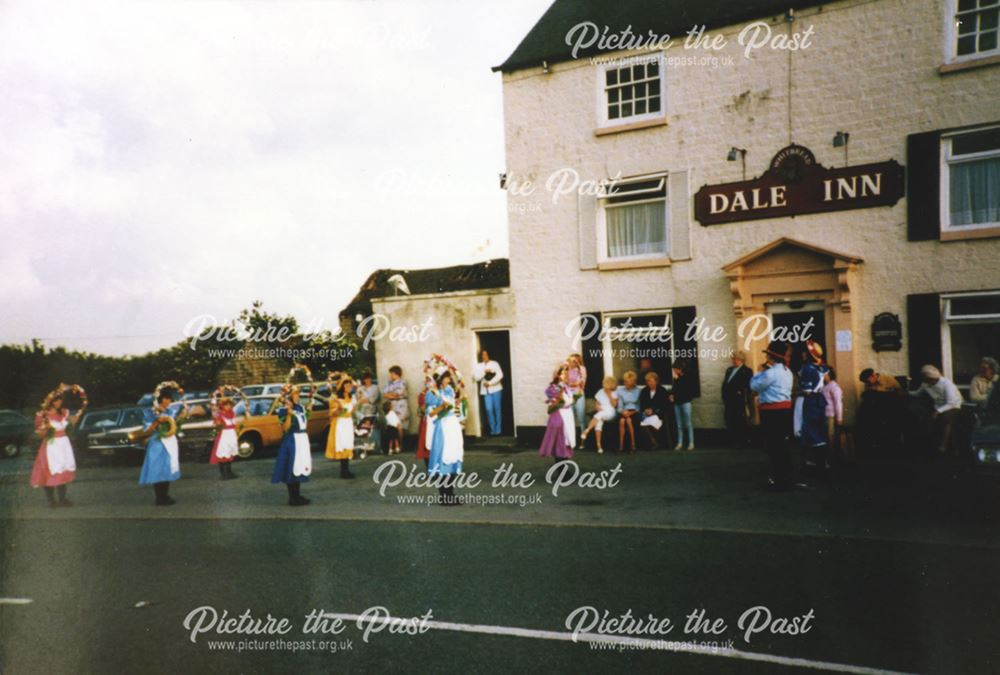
[30,388,85,507]
[138,388,184,506]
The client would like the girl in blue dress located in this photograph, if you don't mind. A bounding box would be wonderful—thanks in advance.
[138,390,183,506]
[427,371,463,505]
[271,386,313,506]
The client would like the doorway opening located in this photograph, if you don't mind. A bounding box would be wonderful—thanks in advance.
[475,330,514,437]
[768,301,826,371]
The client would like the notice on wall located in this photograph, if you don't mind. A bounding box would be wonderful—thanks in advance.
[836,330,853,352]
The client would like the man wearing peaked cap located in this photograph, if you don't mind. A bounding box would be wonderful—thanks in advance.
[750,341,795,491]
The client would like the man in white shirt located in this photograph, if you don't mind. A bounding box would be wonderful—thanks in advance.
[473,349,504,436]
[910,364,964,453]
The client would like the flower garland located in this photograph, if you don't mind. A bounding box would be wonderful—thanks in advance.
[210,384,248,435]
[422,353,468,421]
[151,380,188,439]
[37,383,88,418]
[287,363,313,384]
[36,383,89,440]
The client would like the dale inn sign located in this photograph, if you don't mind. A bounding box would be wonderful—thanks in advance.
[694,144,905,225]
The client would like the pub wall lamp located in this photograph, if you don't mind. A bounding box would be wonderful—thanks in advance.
[727,147,747,179]
[833,130,850,166]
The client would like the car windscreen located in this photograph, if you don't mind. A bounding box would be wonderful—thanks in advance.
[80,410,121,431]
[247,398,276,416]
[120,409,145,427]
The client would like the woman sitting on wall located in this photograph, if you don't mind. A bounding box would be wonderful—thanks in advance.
[616,371,641,454]
[580,375,619,454]
[639,371,671,450]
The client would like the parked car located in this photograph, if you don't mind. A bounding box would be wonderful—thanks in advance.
[235,390,330,458]
[241,383,285,397]
[0,409,35,458]
[85,402,194,460]
[83,406,149,459]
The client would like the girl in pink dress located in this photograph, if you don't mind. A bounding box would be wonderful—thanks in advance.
[210,397,240,480]
[30,393,82,507]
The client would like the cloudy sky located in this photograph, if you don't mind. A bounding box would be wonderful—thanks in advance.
[0,0,548,355]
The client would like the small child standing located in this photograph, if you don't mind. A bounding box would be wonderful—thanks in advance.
[822,368,844,465]
[383,400,402,455]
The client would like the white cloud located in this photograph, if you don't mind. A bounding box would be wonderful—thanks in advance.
[0,0,547,354]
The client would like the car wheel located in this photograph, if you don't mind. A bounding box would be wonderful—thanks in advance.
[3,442,20,458]
[238,433,261,459]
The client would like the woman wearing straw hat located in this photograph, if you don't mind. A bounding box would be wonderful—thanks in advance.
[795,340,830,470]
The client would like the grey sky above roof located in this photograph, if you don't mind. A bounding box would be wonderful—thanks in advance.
[494,0,824,72]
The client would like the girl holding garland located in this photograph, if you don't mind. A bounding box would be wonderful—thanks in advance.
[30,388,84,507]
[326,377,356,479]
[138,387,184,506]
[271,386,312,506]
[209,395,240,480]
[427,370,463,505]
[539,363,576,463]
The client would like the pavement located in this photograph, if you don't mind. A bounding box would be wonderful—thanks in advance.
[1,445,998,674]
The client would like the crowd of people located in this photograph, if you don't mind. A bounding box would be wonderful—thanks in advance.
[26,347,997,506]
[537,353,700,459]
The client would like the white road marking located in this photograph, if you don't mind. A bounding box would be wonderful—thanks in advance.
[326,612,914,675]
[0,598,33,605]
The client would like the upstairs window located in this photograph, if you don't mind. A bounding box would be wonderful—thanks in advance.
[598,56,665,127]
[954,0,1000,58]
[597,174,669,261]
[943,126,1000,231]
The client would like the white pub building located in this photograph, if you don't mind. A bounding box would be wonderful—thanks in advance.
[489,0,1000,441]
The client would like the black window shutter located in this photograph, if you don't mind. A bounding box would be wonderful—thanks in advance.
[906,293,942,381]
[581,312,604,398]
[906,131,941,242]
[672,306,700,398]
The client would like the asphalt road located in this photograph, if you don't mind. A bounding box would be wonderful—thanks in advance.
[1,447,998,674]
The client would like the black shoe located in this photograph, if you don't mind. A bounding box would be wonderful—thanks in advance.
[156,497,177,506]
[341,471,356,480]
[57,499,73,507]
[289,495,311,506]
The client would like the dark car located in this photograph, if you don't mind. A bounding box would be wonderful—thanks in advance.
[83,406,148,459]
[0,409,35,458]
[87,400,218,462]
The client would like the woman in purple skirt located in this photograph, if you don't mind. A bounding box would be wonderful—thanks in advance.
[538,363,576,463]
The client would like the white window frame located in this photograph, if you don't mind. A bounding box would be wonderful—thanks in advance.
[940,290,1000,390]
[940,124,1000,233]
[596,172,670,263]
[945,0,1000,63]
[600,309,674,379]
[595,53,667,129]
